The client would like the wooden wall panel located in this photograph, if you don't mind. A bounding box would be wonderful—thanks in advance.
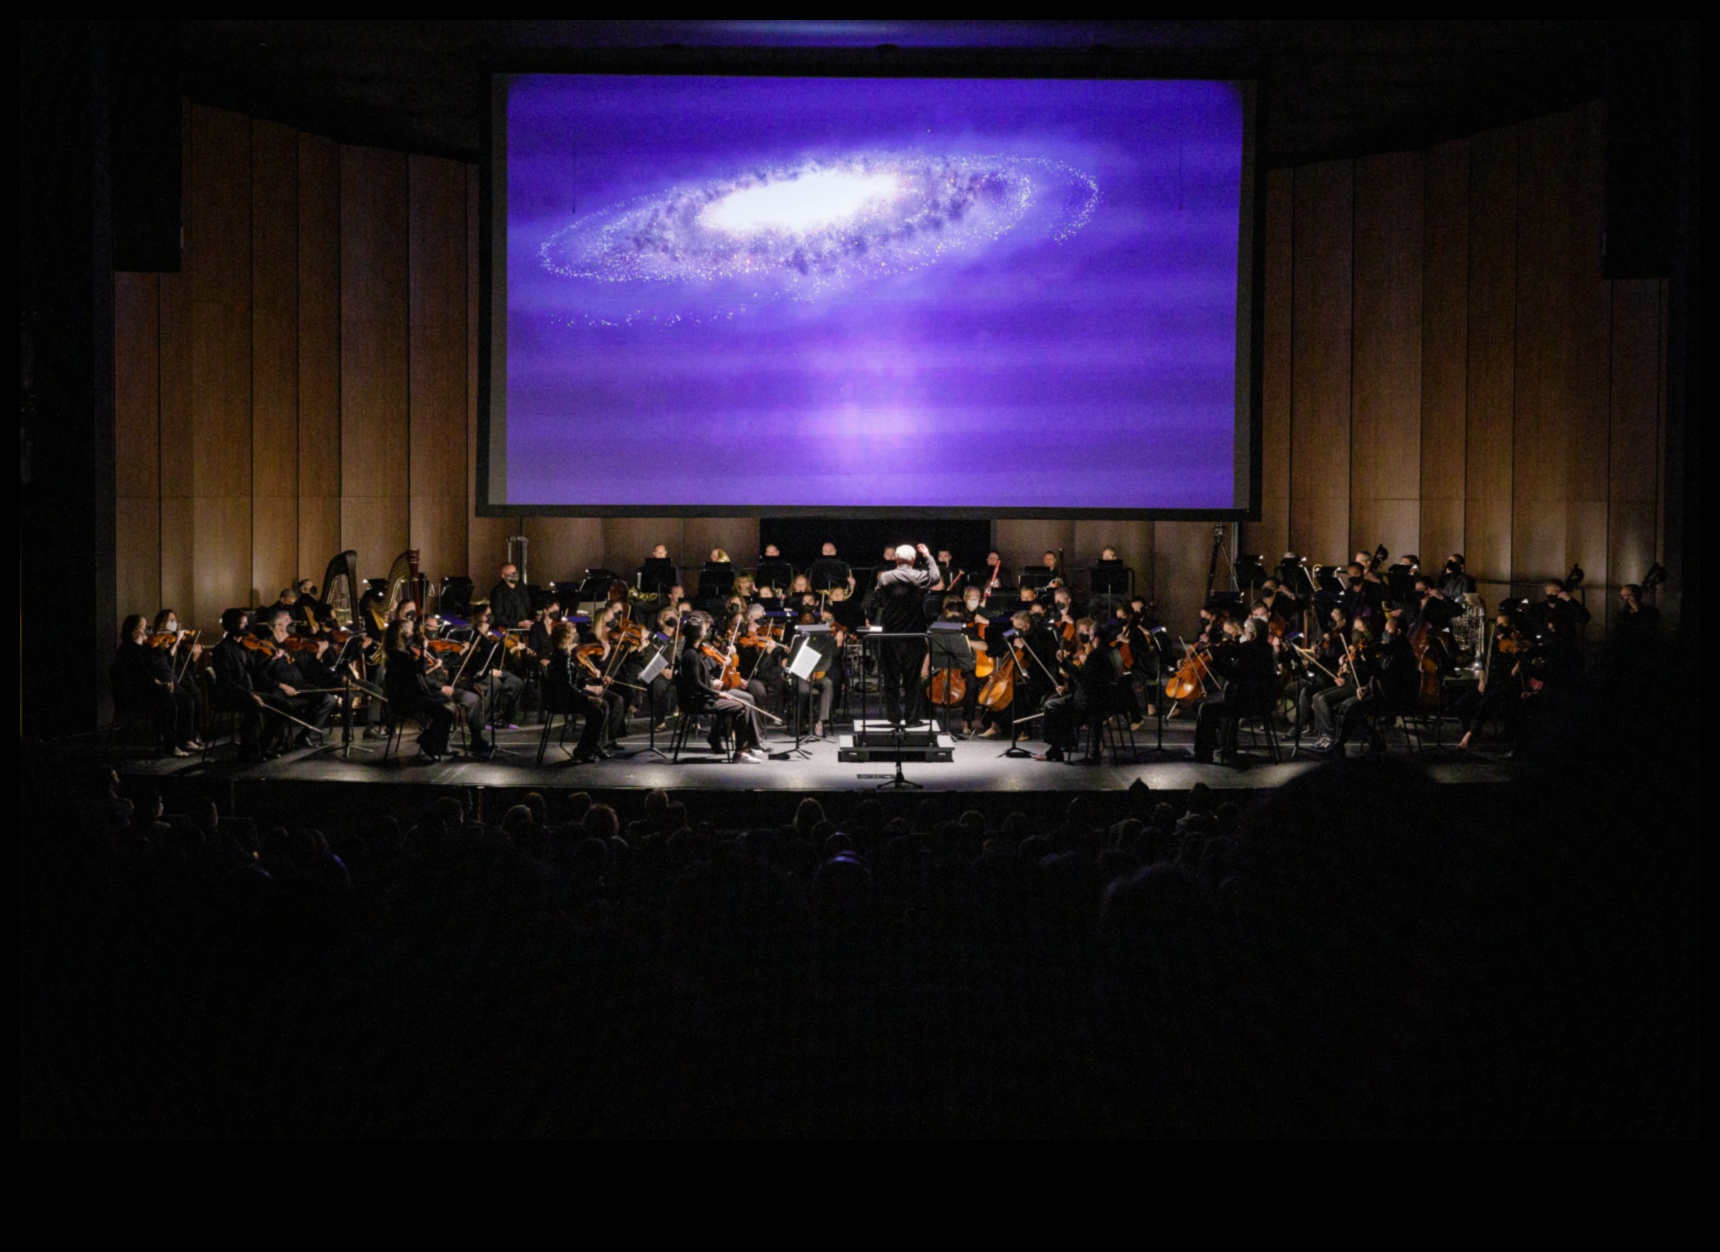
[158,100,194,506]
[603,519,683,580]
[114,273,162,632]
[114,497,161,627]
[342,497,409,584]
[189,106,251,502]
[1073,520,1153,604]
[114,274,160,500]
[252,120,299,596]
[298,135,341,505]
[340,145,410,572]
[1153,522,1218,636]
[1288,160,1353,562]
[1510,112,1574,587]
[1420,138,1469,565]
[297,496,341,592]
[1564,102,1613,621]
[194,497,253,631]
[465,166,512,580]
[1464,127,1517,592]
[1608,279,1662,630]
[520,519,603,588]
[1247,169,1293,564]
[249,502,299,605]
[159,498,193,626]
[1351,149,1424,561]
[993,520,1076,577]
[408,155,469,582]
[685,518,760,569]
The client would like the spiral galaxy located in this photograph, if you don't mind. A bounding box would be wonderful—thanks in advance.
[539,152,1098,326]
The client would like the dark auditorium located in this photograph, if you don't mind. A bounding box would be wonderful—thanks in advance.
[20,21,1699,1137]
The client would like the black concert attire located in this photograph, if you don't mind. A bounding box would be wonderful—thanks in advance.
[643,632,679,726]
[542,650,608,759]
[1333,631,1414,751]
[255,646,338,748]
[1454,629,1525,743]
[489,579,534,629]
[1292,626,1346,734]
[112,639,198,749]
[383,643,459,756]
[1530,594,1592,640]
[462,633,525,729]
[1042,643,1124,760]
[740,637,788,717]
[527,617,558,659]
[579,647,631,746]
[208,635,268,755]
[872,554,940,726]
[1193,636,1278,762]
[675,645,762,753]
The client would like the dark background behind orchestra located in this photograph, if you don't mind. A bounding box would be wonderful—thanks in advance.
[759,520,993,576]
[20,22,1700,736]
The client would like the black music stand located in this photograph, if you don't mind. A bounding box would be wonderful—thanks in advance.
[475,635,527,761]
[755,558,794,595]
[807,558,851,593]
[777,635,821,760]
[696,562,734,603]
[638,557,678,595]
[630,646,673,762]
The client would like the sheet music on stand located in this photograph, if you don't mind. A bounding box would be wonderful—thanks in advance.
[786,636,822,681]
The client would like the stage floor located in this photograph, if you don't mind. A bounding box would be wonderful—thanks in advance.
[116,716,1516,796]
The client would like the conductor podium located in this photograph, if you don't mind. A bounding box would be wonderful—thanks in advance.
[836,721,957,763]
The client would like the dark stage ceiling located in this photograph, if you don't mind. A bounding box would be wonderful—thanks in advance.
[168,20,1613,166]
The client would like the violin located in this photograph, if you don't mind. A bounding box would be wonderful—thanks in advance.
[425,638,467,655]
[240,634,279,660]
[146,631,179,650]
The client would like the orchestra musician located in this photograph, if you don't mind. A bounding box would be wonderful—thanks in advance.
[1324,612,1416,756]
[255,609,338,751]
[542,620,614,764]
[207,608,274,760]
[489,562,534,630]
[1037,617,1123,763]
[460,606,527,731]
[1454,609,1523,751]
[579,615,633,751]
[382,615,487,760]
[111,612,203,756]
[872,543,941,726]
[675,616,765,763]
[1192,616,1277,765]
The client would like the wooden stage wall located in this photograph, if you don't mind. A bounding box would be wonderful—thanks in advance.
[116,102,1667,642]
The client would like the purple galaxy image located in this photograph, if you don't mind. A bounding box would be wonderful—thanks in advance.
[502,75,1245,510]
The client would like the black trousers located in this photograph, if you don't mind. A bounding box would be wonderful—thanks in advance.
[879,637,927,726]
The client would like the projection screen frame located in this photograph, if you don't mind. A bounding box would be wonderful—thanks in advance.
[478,53,1263,522]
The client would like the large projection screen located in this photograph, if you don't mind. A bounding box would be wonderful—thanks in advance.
[483,72,1259,518]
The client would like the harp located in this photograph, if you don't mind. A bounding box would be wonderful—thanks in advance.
[383,549,429,621]
[319,550,361,628]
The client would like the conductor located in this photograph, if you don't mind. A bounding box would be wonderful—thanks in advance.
[874,543,941,726]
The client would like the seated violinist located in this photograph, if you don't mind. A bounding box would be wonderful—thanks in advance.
[209,608,273,761]
[255,609,338,751]
[460,606,526,730]
[111,612,203,756]
[542,620,612,764]
[383,617,467,760]
[675,616,765,763]
[578,616,632,751]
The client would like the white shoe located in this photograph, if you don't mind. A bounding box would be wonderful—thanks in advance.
[736,749,764,764]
